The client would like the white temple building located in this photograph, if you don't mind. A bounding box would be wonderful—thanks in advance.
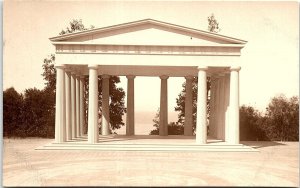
[48,19,248,149]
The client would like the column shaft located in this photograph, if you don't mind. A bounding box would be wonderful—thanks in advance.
[229,67,241,144]
[80,76,85,136]
[65,71,72,141]
[220,76,225,140]
[216,78,222,139]
[209,78,216,138]
[196,67,207,144]
[126,76,135,136]
[159,76,169,136]
[76,75,80,137]
[54,65,66,143]
[102,75,110,135]
[184,76,193,136]
[88,66,99,143]
[224,74,230,142]
[71,73,77,139]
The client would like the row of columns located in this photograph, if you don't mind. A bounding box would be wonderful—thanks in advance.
[55,65,85,143]
[55,65,240,145]
[209,67,241,144]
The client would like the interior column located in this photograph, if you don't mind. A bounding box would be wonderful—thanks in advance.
[76,75,80,137]
[196,66,208,144]
[79,76,85,137]
[229,66,241,144]
[102,75,110,135]
[209,77,216,138]
[220,74,225,140]
[126,75,135,136]
[71,72,77,139]
[65,70,72,141]
[88,65,99,143]
[54,64,66,143]
[159,75,169,136]
[184,76,193,136]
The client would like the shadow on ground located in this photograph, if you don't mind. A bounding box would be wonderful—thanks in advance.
[241,141,285,149]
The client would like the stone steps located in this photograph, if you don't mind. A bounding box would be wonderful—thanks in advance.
[36,143,258,152]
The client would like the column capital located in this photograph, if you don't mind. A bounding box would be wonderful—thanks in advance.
[126,75,136,79]
[102,74,110,79]
[159,75,169,80]
[230,66,241,71]
[197,66,208,71]
[54,64,65,69]
[88,64,98,69]
[185,76,194,80]
[80,75,85,79]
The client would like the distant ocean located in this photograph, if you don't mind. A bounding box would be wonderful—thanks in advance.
[115,111,179,135]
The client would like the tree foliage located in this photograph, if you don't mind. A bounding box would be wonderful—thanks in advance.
[263,95,299,141]
[240,95,299,141]
[239,105,267,141]
[3,87,55,137]
[3,87,24,137]
[42,54,56,92]
[149,108,184,135]
[22,88,55,137]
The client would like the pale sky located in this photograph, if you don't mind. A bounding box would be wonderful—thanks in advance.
[3,1,299,126]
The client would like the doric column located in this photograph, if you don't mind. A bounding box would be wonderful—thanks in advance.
[101,75,110,135]
[209,77,216,138]
[229,66,241,144]
[159,75,169,136]
[184,76,193,136]
[79,76,85,136]
[54,64,66,143]
[76,75,80,137]
[88,65,99,143]
[70,72,77,139]
[65,70,72,141]
[220,75,225,140]
[196,66,208,144]
[217,77,221,140]
[224,74,230,142]
[126,75,135,136]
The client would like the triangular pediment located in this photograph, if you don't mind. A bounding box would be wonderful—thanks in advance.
[50,19,247,46]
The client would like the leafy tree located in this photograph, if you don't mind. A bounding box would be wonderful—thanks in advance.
[149,108,160,135]
[208,13,220,33]
[263,95,299,141]
[149,108,184,135]
[42,54,56,92]
[239,105,267,141]
[22,88,55,137]
[3,87,24,137]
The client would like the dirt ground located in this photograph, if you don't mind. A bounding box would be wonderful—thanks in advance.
[2,138,299,186]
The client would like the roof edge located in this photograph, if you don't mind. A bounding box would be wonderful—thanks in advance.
[49,18,247,44]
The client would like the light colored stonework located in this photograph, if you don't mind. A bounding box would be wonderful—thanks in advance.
[50,19,246,145]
